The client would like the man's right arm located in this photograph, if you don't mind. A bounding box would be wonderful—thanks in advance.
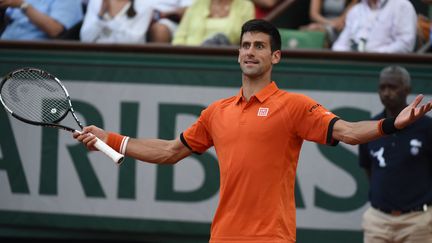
[74,125,192,165]
[125,137,192,164]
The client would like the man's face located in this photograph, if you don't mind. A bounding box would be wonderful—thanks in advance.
[378,74,410,110]
[238,32,280,79]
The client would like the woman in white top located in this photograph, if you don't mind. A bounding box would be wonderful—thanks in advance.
[80,0,153,43]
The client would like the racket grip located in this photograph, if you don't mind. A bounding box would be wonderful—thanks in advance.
[94,138,125,165]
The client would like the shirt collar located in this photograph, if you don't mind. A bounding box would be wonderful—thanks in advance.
[235,81,279,104]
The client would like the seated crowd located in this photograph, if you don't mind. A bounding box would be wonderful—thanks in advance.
[0,0,431,53]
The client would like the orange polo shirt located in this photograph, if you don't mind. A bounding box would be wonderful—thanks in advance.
[181,82,339,242]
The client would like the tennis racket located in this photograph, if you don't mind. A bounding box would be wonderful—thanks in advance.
[0,67,124,164]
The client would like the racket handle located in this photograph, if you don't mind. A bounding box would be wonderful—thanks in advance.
[94,137,125,165]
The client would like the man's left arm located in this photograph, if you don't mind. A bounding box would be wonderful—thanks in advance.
[333,95,432,145]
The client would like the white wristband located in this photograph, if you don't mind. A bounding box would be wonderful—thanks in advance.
[120,136,129,155]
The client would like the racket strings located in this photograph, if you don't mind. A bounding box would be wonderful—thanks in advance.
[1,70,70,123]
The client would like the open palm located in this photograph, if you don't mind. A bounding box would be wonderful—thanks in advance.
[395,94,432,129]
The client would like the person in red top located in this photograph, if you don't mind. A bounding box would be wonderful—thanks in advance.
[74,19,432,243]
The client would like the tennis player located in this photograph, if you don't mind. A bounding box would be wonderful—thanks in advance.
[74,19,432,243]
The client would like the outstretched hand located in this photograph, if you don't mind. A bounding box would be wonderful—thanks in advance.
[395,94,432,129]
[73,125,108,151]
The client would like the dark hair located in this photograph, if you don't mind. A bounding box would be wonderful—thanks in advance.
[127,0,136,18]
[240,19,281,52]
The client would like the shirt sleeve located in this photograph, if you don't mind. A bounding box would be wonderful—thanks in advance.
[182,103,215,153]
[290,94,339,145]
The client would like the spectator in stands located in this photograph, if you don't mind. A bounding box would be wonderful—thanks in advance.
[300,0,358,47]
[359,65,432,243]
[421,0,432,52]
[0,0,83,40]
[172,0,254,46]
[147,0,193,43]
[251,0,281,19]
[80,0,153,44]
[332,0,417,53]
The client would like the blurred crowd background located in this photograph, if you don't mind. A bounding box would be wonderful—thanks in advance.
[0,0,431,53]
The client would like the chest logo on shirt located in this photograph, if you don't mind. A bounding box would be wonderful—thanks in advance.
[257,107,269,117]
[410,139,422,156]
[370,147,386,167]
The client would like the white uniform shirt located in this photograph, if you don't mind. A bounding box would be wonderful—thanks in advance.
[332,0,417,53]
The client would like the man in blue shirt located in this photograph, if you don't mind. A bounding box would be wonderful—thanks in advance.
[359,66,432,243]
[0,0,83,40]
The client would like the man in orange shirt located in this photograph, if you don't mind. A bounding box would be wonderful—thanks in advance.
[74,19,432,243]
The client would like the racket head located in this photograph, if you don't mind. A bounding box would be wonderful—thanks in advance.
[1,68,125,164]
[0,68,78,132]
